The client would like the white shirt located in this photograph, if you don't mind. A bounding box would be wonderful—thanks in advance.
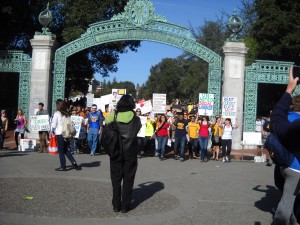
[222,125,233,140]
[51,111,63,135]
[255,120,263,132]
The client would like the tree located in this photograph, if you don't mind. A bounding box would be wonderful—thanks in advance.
[0,0,140,97]
[251,0,300,64]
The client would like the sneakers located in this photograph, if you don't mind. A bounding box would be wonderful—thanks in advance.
[155,152,160,157]
[174,155,179,160]
[55,167,66,171]
[180,158,184,162]
[90,153,95,156]
[222,159,226,163]
[160,157,165,161]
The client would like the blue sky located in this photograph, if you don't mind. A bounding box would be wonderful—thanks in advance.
[95,0,242,86]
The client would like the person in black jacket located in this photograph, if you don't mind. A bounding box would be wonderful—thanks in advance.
[105,95,141,213]
[270,66,300,225]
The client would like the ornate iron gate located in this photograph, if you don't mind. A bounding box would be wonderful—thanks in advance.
[52,0,222,114]
[0,51,31,118]
[244,60,298,131]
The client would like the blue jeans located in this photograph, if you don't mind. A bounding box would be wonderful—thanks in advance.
[88,128,99,154]
[174,136,186,159]
[199,136,209,160]
[156,136,168,157]
[56,135,77,169]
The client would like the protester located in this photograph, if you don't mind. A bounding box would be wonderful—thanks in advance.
[211,116,223,161]
[144,113,155,156]
[0,110,8,150]
[173,112,188,162]
[36,102,49,153]
[14,108,27,150]
[221,118,238,163]
[136,109,144,158]
[187,114,200,159]
[198,116,211,162]
[87,104,103,156]
[156,114,170,160]
[51,99,81,171]
[270,66,300,225]
[105,95,141,213]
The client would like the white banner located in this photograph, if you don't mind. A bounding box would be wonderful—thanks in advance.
[135,100,152,115]
[137,116,147,137]
[30,115,50,132]
[86,93,94,107]
[71,116,84,138]
[152,93,166,114]
[198,93,214,116]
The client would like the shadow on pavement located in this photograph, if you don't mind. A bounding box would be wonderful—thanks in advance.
[253,185,281,215]
[131,181,165,209]
[80,161,101,168]
[0,151,28,158]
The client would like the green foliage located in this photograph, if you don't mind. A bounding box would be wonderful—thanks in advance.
[0,0,140,97]
[251,0,300,64]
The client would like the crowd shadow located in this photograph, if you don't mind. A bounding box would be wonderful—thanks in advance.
[131,181,165,209]
[79,161,101,168]
[253,184,281,215]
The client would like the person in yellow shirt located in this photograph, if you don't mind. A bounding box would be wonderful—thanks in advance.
[145,113,155,155]
[211,116,223,160]
[187,114,200,159]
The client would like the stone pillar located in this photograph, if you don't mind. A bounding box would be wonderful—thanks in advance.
[222,41,248,150]
[28,35,56,138]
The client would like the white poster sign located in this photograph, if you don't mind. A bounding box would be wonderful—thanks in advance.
[136,100,152,114]
[71,116,84,138]
[111,89,126,108]
[30,115,50,132]
[198,93,214,116]
[137,116,147,137]
[222,97,238,117]
[20,139,36,151]
[152,93,166,114]
[86,93,94,107]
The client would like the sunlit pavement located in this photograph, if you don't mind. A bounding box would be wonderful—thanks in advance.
[0,142,278,225]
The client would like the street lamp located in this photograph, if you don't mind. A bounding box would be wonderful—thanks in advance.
[227,9,243,42]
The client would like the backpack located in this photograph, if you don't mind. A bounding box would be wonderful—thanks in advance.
[102,111,121,160]
[61,115,76,138]
[264,133,294,167]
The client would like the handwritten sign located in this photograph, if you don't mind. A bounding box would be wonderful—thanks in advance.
[30,115,50,131]
[136,100,152,114]
[222,97,237,117]
[137,116,147,137]
[152,93,166,114]
[71,116,84,138]
[198,93,214,116]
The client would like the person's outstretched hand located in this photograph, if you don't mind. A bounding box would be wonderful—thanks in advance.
[286,66,299,95]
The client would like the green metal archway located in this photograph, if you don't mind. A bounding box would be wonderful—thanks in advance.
[52,0,222,114]
[0,50,31,118]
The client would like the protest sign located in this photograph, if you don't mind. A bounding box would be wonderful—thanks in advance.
[137,116,147,137]
[30,115,50,132]
[136,100,152,114]
[152,93,166,114]
[198,93,214,116]
[111,89,126,108]
[71,116,84,138]
[222,97,238,124]
[20,139,36,152]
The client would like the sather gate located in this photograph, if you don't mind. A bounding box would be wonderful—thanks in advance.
[0,51,31,118]
[52,0,222,115]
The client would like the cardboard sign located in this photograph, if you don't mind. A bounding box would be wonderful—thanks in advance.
[19,139,36,151]
[136,100,152,115]
[30,115,50,131]
[71,116,84,138]
[152,93,166,114]
[222,97,237,117]
[198,93,214,116]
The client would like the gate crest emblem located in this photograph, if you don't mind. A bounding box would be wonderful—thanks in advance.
[112,0,166,26]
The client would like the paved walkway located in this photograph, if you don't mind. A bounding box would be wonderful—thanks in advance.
[0,146,278,225]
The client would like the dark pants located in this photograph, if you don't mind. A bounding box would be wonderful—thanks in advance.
[15,132,24,146]
[0,131,5,149]
[222,139,232,157]
[144,136,155,155]
[56,135,77,169]
[137,137,145,155]
[110,151,137,210]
